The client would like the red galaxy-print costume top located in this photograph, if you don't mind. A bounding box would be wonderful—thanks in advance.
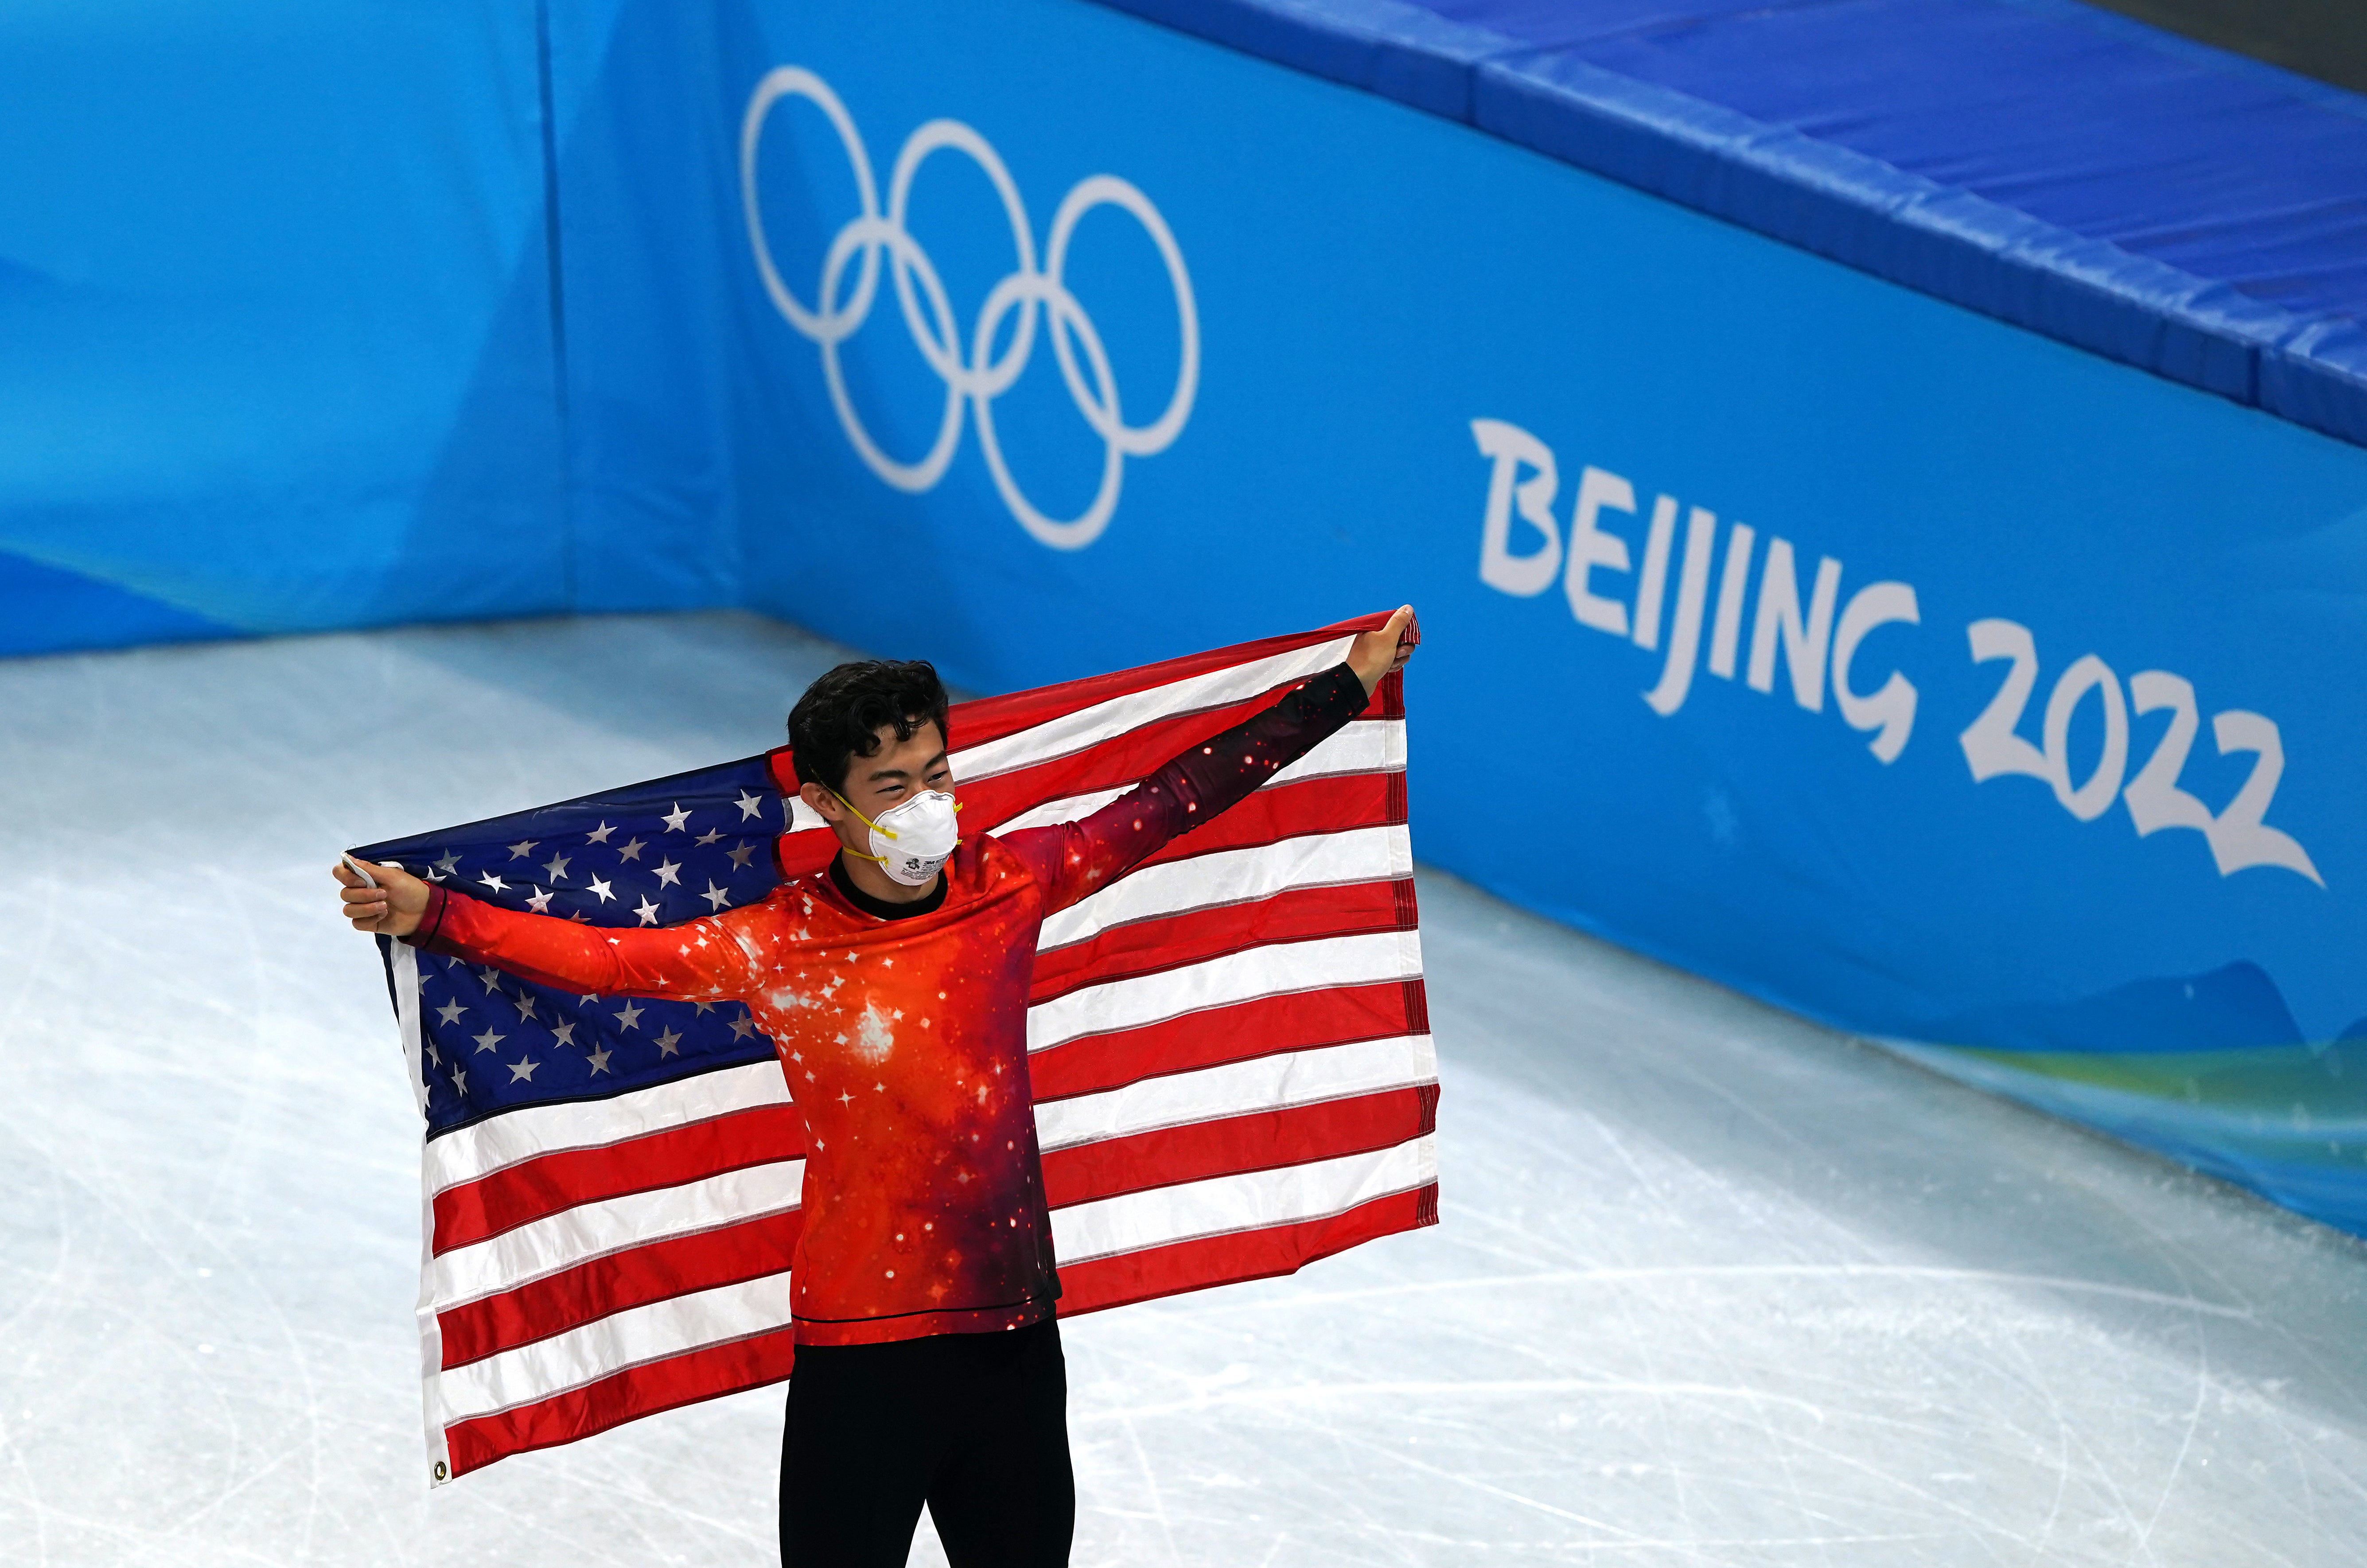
[407,664,1369,1345]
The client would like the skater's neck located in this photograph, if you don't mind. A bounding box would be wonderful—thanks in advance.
[829,852,946,921]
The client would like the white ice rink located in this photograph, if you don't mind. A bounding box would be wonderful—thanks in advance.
[4,612,2365,1566]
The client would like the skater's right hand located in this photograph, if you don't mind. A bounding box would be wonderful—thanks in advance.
[334,857,431,938]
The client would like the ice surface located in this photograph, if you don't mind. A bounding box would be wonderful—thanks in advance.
[3,611,2365,1566]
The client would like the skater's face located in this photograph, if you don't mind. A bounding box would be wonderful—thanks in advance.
[805,720,953,853]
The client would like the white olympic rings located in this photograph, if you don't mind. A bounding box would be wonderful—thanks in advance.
[740,66,1199,550]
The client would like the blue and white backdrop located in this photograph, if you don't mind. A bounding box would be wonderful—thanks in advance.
[4,0,2365,1229]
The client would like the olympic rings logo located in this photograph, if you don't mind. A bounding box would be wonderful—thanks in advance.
[740,67,1199,551]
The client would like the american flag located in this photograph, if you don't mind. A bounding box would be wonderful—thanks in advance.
[356,617,1438,1484]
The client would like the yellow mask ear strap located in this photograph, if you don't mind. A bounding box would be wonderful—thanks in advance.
[831,790,898,841]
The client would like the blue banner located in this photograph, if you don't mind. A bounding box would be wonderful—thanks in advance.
[717,1,2367,1230]
[0,0,734,656]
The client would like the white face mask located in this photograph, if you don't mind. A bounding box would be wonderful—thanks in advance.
[836,788,961,887]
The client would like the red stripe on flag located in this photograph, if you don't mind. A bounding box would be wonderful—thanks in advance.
[955,689,1399,825]
[771,691,1297,877]
[1125,768,1403,868]
[763,615,1394,796]
[438,1212,802,1369]
[946,618,1386,751]
[774,743,1404,881]
[1027,980,1426,1103]
[432,1106,807,1254]
[443,1326,799,1479]
[1029,880,1415,1004]
[1042,1086,1436,1210]
[1055,1182,1439,1318]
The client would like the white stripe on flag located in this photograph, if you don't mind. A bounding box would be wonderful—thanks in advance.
[430,1160,805,1308]
[1039,824,1412,953]
[986,786,1130,837]
[1050,1134,1437,1265]
[435,1273,797,1424]
[424,1061,791,1195]
[1269,717,1405,785]
[1025,930,1425,1054]
[952,636,1358,782]
[1034,1034,1437,1152]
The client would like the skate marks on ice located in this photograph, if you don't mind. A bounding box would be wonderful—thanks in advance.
[1,613,2364,1566]
[0,615,849,1568]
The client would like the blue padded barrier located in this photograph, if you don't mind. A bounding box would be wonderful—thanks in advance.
[1090,0,2367,449]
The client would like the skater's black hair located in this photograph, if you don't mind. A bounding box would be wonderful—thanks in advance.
[787,660,951,794]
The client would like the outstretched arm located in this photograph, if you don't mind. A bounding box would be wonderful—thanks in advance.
[1006,607,1417,912]
[334,859,759,1000]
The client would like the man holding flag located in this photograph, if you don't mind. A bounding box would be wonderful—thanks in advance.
[335,607,1418,1568]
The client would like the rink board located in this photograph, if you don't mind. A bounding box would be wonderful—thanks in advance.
[3,0,2367,1234]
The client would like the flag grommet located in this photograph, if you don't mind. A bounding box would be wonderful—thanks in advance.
[432,1460,448,1483]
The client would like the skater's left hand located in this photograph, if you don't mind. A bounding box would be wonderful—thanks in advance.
[1347,605,1418,697]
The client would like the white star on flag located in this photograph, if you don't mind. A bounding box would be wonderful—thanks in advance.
[653,859,682,887]
[506,839,538,859]
[634,897,661,926]
[695,828,723,846]
[542,852,571,881]
[727,842,757,869]
[586,875,615,903]
[477,871,508,893]
[507,1058,538,1083]
[613,1000,644,1031]
[618,838,646,862]
[435,998,466,1026]
[662,803,691,832]
[701,881,731,911]
[735,790,764,821]
[654,1027,682,1058]
[586,1047,613,1075]
[585,821,616,844]
[551,1022,576,1047]
[471,1027,503,1053]
[526,887,553,914]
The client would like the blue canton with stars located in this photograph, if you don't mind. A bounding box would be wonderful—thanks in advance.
[354,755,786,1140]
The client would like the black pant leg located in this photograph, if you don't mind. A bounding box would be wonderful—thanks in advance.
[927,1319,1076,1568]
[779,1342,936,1568]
